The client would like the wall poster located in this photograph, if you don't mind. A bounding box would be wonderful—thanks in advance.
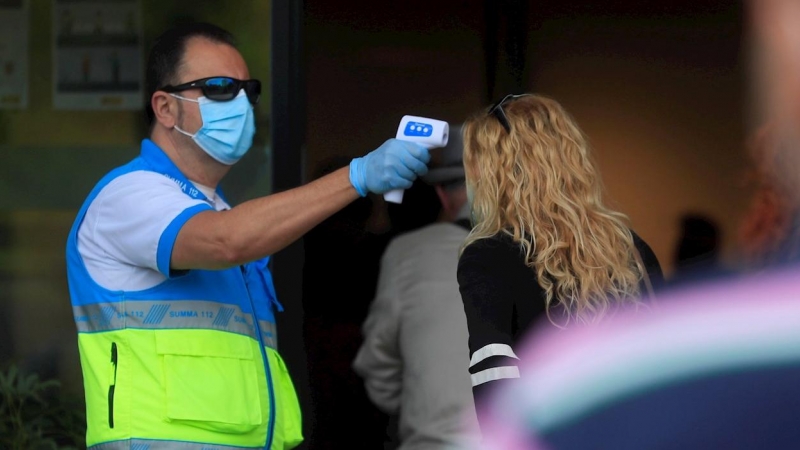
[53,0,143,110]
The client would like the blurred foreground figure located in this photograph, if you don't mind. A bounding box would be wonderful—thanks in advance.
[473,267,800,450]
[740,0,800,268]
[738,122,800,268]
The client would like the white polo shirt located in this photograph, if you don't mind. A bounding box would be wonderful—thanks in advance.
[76,170,229,292]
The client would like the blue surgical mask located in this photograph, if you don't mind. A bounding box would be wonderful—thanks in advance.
[172,89,256,165]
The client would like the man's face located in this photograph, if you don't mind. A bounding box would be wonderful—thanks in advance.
[172,37,250,143]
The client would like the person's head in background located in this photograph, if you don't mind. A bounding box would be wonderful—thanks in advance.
[749,0,800,136]
[739,0,800,269]
[420,124,469,224]
[386,179,440,236]
[462,94,645,324]
[742,0,800,266]
[387,125,469,234]
[738,122,800,268]
[673,213,722,275]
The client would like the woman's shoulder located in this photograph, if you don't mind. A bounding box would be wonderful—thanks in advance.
[459,233,527,274]
[629,228,666,287]
[630,229,657,259]
[458,233,537,292]
[461,232,520,257]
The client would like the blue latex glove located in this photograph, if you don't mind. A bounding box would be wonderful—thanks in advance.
[349,139,430,196]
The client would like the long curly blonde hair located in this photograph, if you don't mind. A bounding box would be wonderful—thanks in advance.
[461,94,645,324]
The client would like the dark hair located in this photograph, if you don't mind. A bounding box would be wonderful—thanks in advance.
[439,178,466,192]
[387,179,442,235]
[675,213,720,266]
[145,22,237,123]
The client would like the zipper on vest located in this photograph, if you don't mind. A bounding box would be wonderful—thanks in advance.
[241,265,276,450]
[108,342,118,428]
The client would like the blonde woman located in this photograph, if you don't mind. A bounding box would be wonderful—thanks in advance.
[457,94,663,420]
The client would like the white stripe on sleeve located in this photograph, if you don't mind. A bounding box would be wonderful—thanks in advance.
[470,343,520,368]
[471,366,521,387]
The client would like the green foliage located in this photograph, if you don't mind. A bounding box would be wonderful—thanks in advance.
[0,365,86,450]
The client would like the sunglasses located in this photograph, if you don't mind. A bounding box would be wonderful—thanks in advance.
[160,76,261,105]
[488,93,531,133]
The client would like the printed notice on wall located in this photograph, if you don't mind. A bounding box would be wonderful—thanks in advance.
[0,0,29,109]
[52,0,143,110]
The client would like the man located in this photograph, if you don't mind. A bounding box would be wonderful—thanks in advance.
[65,23,430,450]
[353,126,481,449]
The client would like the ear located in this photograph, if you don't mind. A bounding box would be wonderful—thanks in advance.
[151,91,178,129]
[434,185,450,211]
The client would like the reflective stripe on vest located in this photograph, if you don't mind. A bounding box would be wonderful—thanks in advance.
[89,438,263,449]
[73,300,278,349]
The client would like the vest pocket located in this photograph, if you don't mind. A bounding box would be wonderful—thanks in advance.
[155,332,263,434]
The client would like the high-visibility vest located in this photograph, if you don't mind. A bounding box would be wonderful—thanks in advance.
[66,140,303,449]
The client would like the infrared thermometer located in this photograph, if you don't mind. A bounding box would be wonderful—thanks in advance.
[384,115,450,204]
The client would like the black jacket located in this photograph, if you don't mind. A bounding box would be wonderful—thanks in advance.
[457,229,664,423]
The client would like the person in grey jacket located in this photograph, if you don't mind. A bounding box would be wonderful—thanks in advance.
[353,126,480,449]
